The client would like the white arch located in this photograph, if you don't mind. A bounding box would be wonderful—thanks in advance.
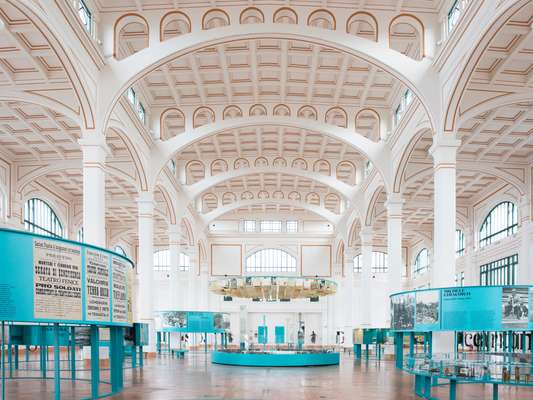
[201,199,341,226]
[0,89,82,126]
[187,166,357,200]
[99,23,439,133]
[150,116,391,190]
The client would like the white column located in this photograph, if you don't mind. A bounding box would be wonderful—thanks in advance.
[429,136,461,288]
[137,192,155,351]
[343,248,355,347]
[79,136,109,247]
[168,224,181,309]
[519,196,532,284]
[429,135,460,354]
[385,194,404,295]
[359,227,373,327]
[199,262,209,310]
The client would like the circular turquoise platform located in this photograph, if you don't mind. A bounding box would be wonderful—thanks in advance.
[211,350,340,367]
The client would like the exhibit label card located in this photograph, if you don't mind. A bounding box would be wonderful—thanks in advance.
[33,239,82,321]
[85,249,111,322]
[112,256,129,323]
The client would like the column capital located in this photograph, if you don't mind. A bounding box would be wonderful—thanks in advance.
[359,226,373,245]
[384,193,404,214]
[429,135,461,166]
[137,191,155,215]
[168,223,181,243]
[78,135,110,164]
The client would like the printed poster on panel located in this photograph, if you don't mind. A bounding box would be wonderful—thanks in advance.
[85,248,111,322]
[33,239,82,321]
[111,256,129,323]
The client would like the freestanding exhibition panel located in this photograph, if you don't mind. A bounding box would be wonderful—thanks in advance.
[390,286,533,400]
[0,227,136,400]
[154,310,230,356]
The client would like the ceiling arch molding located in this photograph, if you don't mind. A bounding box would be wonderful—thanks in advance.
[443,0,531,133]
[186,166,357,200]
[0,90,82,125]
[402,163,526,197]
[99,23,440,135]
[7,0,95,129]
[201,199,341,226]
[150,116,391,192]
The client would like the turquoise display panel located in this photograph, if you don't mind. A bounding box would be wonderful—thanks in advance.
[0,228,134,326]
[440,286,501,331]
[258,326,268,344]
[275,326,285,344]
[211,351,340,367]
[390,285,533,332]
[155,310,229,333]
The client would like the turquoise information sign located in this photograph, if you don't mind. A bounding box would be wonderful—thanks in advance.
[390,285,533,332]
[258,325,268,344]
[155,311,230,333]
[0,228,134,326]
[275,326,285,344]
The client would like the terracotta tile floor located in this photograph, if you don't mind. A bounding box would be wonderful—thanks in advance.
[3,352,533,399]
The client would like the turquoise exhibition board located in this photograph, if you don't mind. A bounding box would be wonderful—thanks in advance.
[155,310,230,333]
[258,325,268,344]
[275,326,285,344]
[211,351,340,367]
[390,285,533,332]
[0,228,134,327]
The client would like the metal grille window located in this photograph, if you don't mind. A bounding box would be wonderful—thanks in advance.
[412,248,430,276]
[114,245,127,257]
[286,220,298,233]
[479,202,518,248]
[243,220,256,232]
[455,271,465,287]
[246,248,297,273]
[153,250,170,271]
[480,254,517,286]
[394,89,413,125]
[260,220,282,233]
[447,0,463,33]
[77,0,92,34]
[353,251,389,273]
[179,252,191,271]
[24,198,63,238]
[456,229,465,256]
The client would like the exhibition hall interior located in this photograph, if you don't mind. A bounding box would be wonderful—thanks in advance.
[0,0,532,399]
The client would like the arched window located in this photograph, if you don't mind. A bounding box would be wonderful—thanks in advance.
[114,245,127,257]
[77,227,84,243]
[412,248,430,276]
[455,229,465,256]
[353,251,389,273]
[24,198,63,238]
[246,248,296,273]
[179,252,191,271]
[479,201,518,248]
[153,249,170,271]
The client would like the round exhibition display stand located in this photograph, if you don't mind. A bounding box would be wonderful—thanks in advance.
[211,351,340,367]
[390,285,533,400]
[0,228,137,400]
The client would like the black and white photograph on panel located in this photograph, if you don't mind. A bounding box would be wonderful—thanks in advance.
[161,311,188,328]
[415,290,439,326]
[502,287,528,329]
[391,292,415,330]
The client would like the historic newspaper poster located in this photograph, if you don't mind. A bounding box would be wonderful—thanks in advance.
[33,239,82,320]
[112,256,129,323]
[85,249,111,322]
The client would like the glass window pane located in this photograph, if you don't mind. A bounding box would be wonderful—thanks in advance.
[24,198,64,238]
[245,249,296,273]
